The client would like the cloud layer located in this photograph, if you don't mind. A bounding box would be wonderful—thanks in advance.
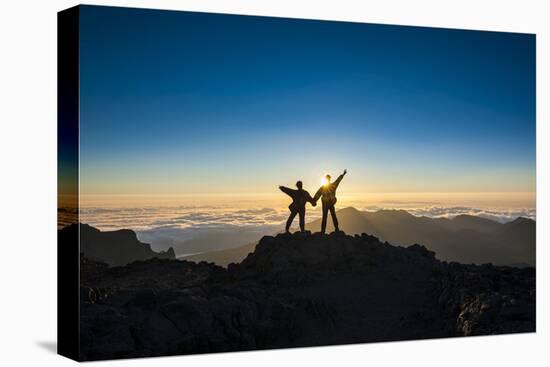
[73,204,535,232]
[57,204,534,256]
[77,206,300,231]
[360,205,536,223]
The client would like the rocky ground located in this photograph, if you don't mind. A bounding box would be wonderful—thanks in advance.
[79,231,535,361]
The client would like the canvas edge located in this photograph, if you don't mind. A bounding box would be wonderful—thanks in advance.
[57,5,81,362]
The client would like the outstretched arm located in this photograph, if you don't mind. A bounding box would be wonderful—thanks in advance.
[333,169,347,189]
[279,186,295,197]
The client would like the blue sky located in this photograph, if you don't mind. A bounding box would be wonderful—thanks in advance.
[78,5,535,196]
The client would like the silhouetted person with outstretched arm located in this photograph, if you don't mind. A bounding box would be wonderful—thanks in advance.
[279,181,316,233]
[313,169,347,233]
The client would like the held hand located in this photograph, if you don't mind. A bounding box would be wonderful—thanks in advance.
[311,201,317,207]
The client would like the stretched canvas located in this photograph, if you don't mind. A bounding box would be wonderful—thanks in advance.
[58,5,536,361]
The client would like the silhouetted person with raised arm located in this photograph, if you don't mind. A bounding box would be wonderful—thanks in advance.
[313,169,347,234]
[279,181,316,233]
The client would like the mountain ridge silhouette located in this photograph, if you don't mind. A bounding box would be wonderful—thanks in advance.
[184,207,535,267]
[60,223,176,266]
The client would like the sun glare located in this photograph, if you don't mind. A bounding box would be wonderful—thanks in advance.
[320,176,328,186]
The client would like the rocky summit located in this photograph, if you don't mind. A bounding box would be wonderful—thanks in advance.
[79,231,535,360]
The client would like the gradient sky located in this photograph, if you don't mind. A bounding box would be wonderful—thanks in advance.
[78,5,535,197]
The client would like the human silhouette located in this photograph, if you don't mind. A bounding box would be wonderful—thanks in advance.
[279,181,316,233]
[313,169,347,233]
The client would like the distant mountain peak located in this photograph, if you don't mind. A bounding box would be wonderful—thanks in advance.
[507,216,534,225]
[452,214,493,221]
[59,223,175,266]
[375,208,413,215]
[338,206,362,214]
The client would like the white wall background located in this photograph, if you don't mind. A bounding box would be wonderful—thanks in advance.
[0,0,548,365]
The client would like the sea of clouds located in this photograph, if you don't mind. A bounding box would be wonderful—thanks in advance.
[78,206,302,231]
[77,205,536,232]
[77,206,309,254]
[69,204,534,255]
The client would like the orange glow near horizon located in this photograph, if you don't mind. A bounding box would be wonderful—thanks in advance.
[77,191,536,211]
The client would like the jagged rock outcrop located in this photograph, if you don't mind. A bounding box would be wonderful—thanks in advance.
[79,231,535,360]
[60,223,175,266]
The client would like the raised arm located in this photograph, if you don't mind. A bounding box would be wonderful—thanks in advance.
[333,169,347,189]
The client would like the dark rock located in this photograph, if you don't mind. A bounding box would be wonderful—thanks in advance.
[79,231,535,360]
[80,286,97,304]
[407,244,436,259]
